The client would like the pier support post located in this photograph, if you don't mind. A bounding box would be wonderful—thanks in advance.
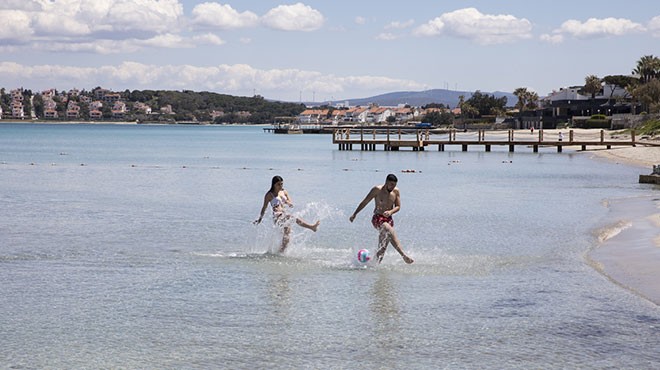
[485,144,491,152]
[533,145,538,153]
[509,145,515,152]
[462,144,468,152]
[557,145,562,153]
[438,144,445,151]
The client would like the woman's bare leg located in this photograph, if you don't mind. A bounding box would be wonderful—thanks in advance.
[296,218,320,232]
[279,226,292,253]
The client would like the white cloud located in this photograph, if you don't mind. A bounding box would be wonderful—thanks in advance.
[648,15,660,37]
[0,0,328,54]
[413,7,532,45]
[90,0,184,34]
[557,17,645,38]
[1,34,220,55]
[33,11,91,36]
[0,61,426,101]
[191,3,258,29]
[385,20,415,30]
[261,3,324,32]
[0,10,34,41]
[0,0,184,42]
[376,33,398,41]
[193,33,226,46]
[540,33,564,44]
[355,16,367,25]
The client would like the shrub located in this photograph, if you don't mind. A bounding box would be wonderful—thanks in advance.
[584,119,610,129]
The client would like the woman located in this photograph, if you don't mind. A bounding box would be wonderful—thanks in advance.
[255,175,319,252]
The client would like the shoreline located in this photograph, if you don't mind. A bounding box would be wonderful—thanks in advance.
[586,195,660,305]
[581,144,660,305]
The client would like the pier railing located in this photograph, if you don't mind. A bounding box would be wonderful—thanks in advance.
[333,127,652,152]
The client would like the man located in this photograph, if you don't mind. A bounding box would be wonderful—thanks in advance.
[349,174,414,264]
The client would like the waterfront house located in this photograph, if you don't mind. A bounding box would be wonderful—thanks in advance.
[330,110,346,124]
[89,110,103,120]
[103,93,121,104]
[133,102,152,115]
[43,97,58,119]
[160,105,175,115]
[343,107,368,123]
[44,109,58,119]
[41,89,56,98]
[534,83,640,129]
[66,101,80,119]
[393,107,417,123]
[11,101,24,119]
[366,107,394,123]
[112,101,127,119]
[94,88,111,100]
[298,109,326,124]
[89,101,103,111]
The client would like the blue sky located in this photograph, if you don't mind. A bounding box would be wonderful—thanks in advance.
[1,0,658,103]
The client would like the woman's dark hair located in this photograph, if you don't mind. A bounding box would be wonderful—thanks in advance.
[269,175,283,193]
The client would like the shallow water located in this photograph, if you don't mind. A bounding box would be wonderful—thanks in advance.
[1,123,659,368]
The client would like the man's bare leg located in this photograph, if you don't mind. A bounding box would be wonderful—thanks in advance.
[376,230,388,263]
[381,224,414,264]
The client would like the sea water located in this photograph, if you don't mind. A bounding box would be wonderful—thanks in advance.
[1,123,659,369]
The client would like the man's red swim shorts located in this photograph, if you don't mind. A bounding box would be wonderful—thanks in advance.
[371,214,394,229]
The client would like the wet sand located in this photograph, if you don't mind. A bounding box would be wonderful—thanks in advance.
[580,133,660,305]
[587,196,660,305]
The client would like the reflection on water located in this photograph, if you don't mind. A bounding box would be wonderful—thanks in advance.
[369,272,405,362]
[268,273,293,320]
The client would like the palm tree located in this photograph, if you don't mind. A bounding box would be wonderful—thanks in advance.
[633,55,660,84]
[513,87,528,112]
[583,75,601,99]
[525,91,539,110]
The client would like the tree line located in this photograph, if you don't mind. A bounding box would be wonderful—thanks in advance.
[0,87,307,124]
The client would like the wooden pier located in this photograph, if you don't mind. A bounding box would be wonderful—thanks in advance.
[333,127,655,153]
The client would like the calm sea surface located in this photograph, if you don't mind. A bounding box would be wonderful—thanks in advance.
[1,123,659,369]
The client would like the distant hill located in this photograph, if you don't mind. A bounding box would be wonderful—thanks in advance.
[309,89,518,108]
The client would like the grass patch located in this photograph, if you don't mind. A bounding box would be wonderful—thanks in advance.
[637,119,660,136]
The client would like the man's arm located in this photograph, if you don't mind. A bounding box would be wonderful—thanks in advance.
[349,186,378,222]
